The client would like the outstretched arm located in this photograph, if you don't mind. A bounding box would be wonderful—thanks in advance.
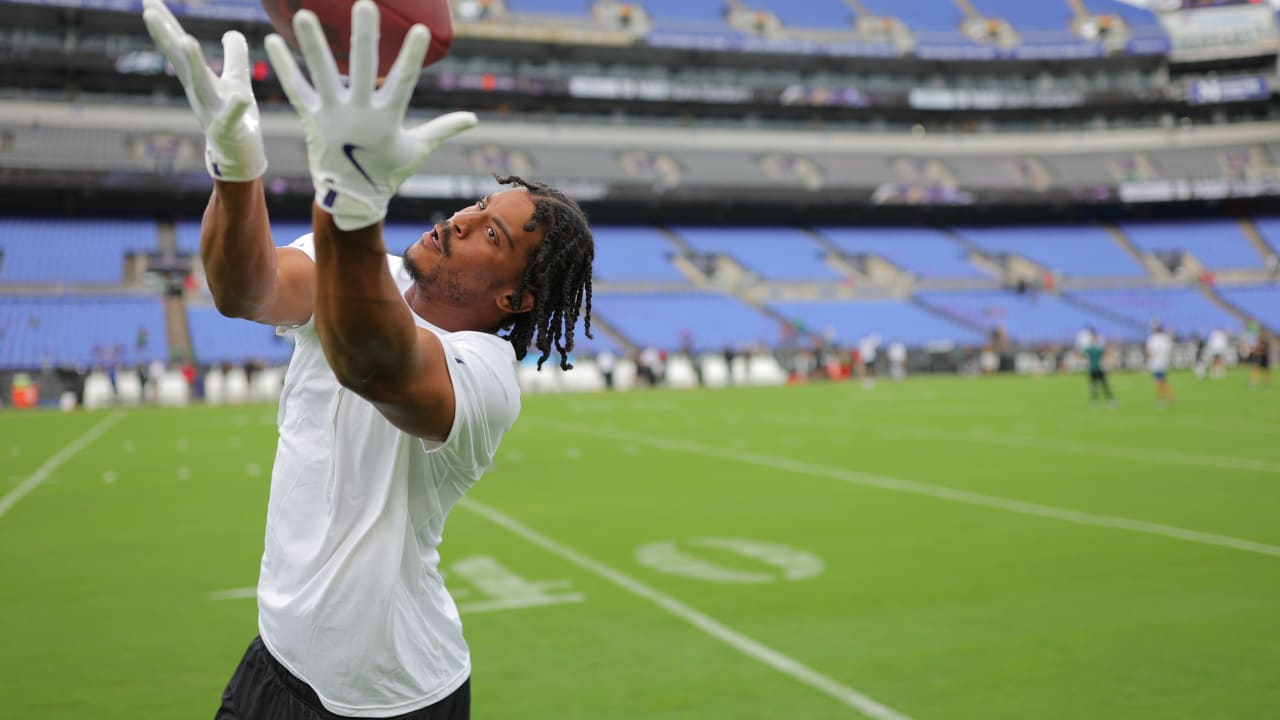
[266,1,477,438]
[200,179,314,325]
[142,0,312,325]
[310,210,454,438]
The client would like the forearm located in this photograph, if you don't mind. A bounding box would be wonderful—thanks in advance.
[201,179,278,319]
[312,206,419,391]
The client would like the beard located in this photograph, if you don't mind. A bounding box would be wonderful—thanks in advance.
[402,245,473,306]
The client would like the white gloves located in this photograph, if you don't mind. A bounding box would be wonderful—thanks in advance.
[141,0,268,182]
[265,0,477,230]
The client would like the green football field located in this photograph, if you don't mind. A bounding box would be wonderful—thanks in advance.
[2,371,1278,719]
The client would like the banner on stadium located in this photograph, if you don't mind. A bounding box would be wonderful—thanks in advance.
[1119,177,1280,202]
[907,87,1087,110]
[1160,4,1280,61]
[1185,75,1271,104]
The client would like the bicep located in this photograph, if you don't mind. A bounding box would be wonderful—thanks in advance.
[250,247,315,327]
[362,328,457,441]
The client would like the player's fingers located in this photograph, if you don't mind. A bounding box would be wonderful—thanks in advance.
[265,33,320,112]
[178,35,221,112]
[408,111,477,153]
[347,0,378,105]
[221,31,250,85]
[142,6,189,73]
[377,24,429,113]
[141,0,184,43]
[292,9,344,105]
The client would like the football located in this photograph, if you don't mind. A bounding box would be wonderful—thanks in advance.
[261,0,454,76]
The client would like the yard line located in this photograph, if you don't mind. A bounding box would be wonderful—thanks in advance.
[839,400,1280,436]
[740,412,1280,474]
[460,498,912,720]
[0,410,125,521]
[542,421,1280,559]
[968,429,1280,473]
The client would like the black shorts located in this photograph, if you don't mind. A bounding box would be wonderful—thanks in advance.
[215,636,470,720]
[1088,369,1107,381]
[1254,353,1271,369]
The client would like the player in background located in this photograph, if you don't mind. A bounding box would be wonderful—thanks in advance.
[143,1,593,718]
[1204,327,1230,379]
[858,333,880,389]
[1242,321,1272,388]
[1082,328,1116,408]
[887,340,907,381]
[1146,322,1175,407]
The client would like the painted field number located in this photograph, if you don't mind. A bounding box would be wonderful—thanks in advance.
[634,537,824,584]
[448,555,584,614]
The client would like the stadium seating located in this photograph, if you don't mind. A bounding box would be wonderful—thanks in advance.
[0,219,156,283]
[593,292,780,351]
[1120,220,1266,270]
[186,306,295,365]
[956,225,1146,277]
[1079,0,1162,29]
[745,0,854,30]
[1068,288,1240,338]
[504,0,594,16]
[967,0,1073,32]
[1250,217,1280,253]
[1219,286,1280,330]
[592,226,688,283]
[0,295,166,368]
[858,0,965,33]
[672,227,844,281]
[635,0,732,26]
[817,227,987,279]
[916,290,1139,343]
[768,299,984,348]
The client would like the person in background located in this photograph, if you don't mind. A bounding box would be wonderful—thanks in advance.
[596,348,616,390]
[1082,328,1116,409]
[1243,322,1272,389]
[1146,322,1175,407]
[887,340,907,381]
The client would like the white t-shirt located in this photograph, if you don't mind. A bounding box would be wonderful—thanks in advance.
[1146,332,1173,372]
[257,234,521,717]
[859,335,880,364]
[1207,329,1229,354]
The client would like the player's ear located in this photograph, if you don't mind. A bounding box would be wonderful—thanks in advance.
[497,288,534,314]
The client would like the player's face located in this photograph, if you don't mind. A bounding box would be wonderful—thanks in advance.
[403,188,544,312]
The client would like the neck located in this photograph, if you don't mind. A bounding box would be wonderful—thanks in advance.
[403,285,504,334]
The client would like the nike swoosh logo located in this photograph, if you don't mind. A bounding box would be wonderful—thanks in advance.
[342,143,378,189]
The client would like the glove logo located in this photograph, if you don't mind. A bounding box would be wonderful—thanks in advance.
[342,143,379,189]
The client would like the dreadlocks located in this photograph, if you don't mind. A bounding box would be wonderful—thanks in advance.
[495,175,594,371]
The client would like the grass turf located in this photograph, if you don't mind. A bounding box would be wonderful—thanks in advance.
[1,370,1277,719]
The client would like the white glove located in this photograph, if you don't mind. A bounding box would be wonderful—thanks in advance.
[265,0,476,230]
[141,0,267,182]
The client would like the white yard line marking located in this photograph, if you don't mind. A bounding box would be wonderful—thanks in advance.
[0,411,125,521]
[543,421,1280,559]
[745,412,1280,474]
[968,429,1280,473]
[460,498,912,720]
[209,587,257,601]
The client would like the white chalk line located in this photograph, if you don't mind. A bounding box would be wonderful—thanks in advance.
[0,411,126,521]
[459,498,912,720]
[745,411,1280,474]
[542,421,1280,559]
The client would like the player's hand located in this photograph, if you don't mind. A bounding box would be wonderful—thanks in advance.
[264,0,477,231]
[141,0,267,181]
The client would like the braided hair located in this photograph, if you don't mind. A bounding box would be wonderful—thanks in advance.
[496,175,594,371]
